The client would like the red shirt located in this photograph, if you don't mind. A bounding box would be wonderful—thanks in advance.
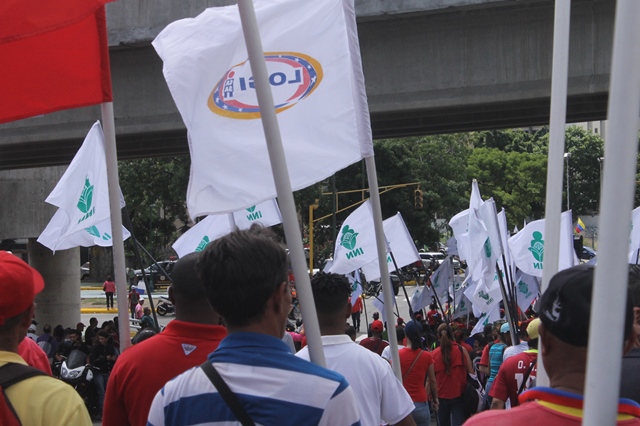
[432,344,467,399]
[489,350,537,407]
[427,309,438,326]
[479,338,499,367]
[17,337,52,375]
[103,280,116,293]
[359,337,389,356]
[103,320,227,426]
[399,348,433,402]
[351,297,362,314]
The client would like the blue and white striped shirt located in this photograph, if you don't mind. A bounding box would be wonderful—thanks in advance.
[147,332,361,426]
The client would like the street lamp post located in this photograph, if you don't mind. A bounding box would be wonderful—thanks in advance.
[564,152,571,211]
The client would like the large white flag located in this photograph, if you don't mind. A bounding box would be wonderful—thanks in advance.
[411,284,433,313]
[360,212,420,281]
[37,122,130,252]
[452,295,472,320]
[172,199,282,258]
[43,121,110,242]
[428,257,453,302]
[628,206,640,262]
[508,210,578,277]
[327,201,378,275]
[153,0,373,217]
[514,271,540,312]
[470,303,502,336]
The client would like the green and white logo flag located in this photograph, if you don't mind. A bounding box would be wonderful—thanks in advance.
[348,269,363,301]
[508,210,578,277]
[515,271,540,312]
[37,121,128,252]
[470,302,502,337]
[360,212,420,281]
[428,256,453,301]
[411,284,433,313]
[452,295,472,320]
[172,198,282,258]
[327,200,377,275]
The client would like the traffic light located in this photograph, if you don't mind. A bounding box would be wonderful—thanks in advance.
[414,189,423,209]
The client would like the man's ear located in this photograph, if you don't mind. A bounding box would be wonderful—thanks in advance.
[272,281,289,316]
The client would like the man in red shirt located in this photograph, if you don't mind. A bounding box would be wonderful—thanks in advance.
[351,295,363,332]
[464,265,640,425]
[489,318,540,409]
[359,320,389,356]
[103,252,227,426]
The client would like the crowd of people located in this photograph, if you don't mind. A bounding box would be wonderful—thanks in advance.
[1,226,640,425]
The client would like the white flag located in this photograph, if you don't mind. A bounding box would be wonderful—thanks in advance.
[37,122,129,252]
[348,270,363,301]
[514,272,540,312]
[470,303,502,337]
[328,201,377,275]
[172,199,282,258]
[360,212,420,281]
[428,258,453,302]
[508,211,578,278]
[452,295,472,320]
[411,284,433,313]
[465,274,502,315]
[372,289,396,324]
[153,0,373,217]
[43,121,110,242]
[628,206,640,262]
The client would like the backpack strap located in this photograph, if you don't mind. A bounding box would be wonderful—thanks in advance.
[517,358,537,396]
[0,363,47,426]
[402,350,423,381]
[200,361,255,426]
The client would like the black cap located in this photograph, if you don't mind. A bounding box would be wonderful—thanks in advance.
[539,264,633,347]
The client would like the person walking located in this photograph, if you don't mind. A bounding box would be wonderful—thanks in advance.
[432,323,474,426]
[351,294,363,332]
[128,286,140,319]
[400,320,439,426]
[103,276,116,310]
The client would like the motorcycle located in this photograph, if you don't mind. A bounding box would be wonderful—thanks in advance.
[59,349,100,419]
[156,296,175,316]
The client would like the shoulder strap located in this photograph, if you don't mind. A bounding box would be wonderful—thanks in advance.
[200,361,255,426]
[517,358,537,395]
[403,350,423,381]
[0,363,46,388]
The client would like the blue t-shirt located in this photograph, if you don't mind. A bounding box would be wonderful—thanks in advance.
[487,342,507,384]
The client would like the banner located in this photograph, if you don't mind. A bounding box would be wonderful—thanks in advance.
[153,0,373,217]
[360,212,420,281]
[327,201,378,275]
[0,0,112,123]
[628,207,640,262]
[38,215,130,251]
[411,284,433,314]
[470,303,502,337]
[514,272,540,312]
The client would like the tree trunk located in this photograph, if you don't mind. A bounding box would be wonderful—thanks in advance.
[90,246,113,282]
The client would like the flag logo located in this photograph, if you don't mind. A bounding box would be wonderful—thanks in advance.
[340,225,363,260]
[246,205,263,221]
[518,280,532,298]
[86,226,111,241]
[77,178,95,224]
[195,236,210,252]
[483,238,492,258]
[528,231,545,269]
[208,52,323,119]
[459,299,466,311]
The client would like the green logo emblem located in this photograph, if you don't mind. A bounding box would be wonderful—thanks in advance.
[478,290,490,301]
[482,313,490,326]
[518,281,529,295]
[351,280,360,292]
[484,238,492,258]
[85,226,111,241]
[77,178,95,224]
[459,300,466,311]
[340,225,359,250]
[195,236,210,252]
[528,231,545,262]
[246,206,256,213]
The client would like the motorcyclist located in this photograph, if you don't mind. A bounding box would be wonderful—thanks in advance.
[55,329,90,363]
[89,330,118,421]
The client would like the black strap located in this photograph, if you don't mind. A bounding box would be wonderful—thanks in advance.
[403,350,423,381]
[517,358,537,396]
[200,361,255,426]
[0,363,46,389]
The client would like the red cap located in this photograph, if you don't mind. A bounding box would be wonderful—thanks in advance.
[0,252,44,324]
[371,320,384,333]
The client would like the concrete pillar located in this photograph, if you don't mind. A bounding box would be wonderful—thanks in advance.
[28,239,81,333]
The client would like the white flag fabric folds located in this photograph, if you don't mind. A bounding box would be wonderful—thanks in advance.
[328,201,377,275]
[411,284,433,313]
[153,0,373,217]
[514,272,540,312]
[348,270,363,302]
[628,206,640,262]
[470,303,502,336]
[172,199,282,258]
[38,121,129,252]
[428,258,453,302]
[360,212,420,281]
[508,210,578,278]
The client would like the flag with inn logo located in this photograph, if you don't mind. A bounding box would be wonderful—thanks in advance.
[360,212,420,281]
[38,215,130,251]
[0,0,113,124]
[470,303,502,337]
[37,121,125,252]
[514,271,540,312]
[507,210,578,278]
[153,0,373,218]
[327,201,378,275]
[172,198,282,258]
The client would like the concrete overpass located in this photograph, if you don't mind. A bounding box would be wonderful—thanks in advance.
[0,0,614,170]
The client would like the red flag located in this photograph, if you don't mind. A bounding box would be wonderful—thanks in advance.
[0,0,113,124]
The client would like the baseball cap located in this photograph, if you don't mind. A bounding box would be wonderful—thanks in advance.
[526,318,541,340]
[0,251,44,325]
[539,264,633,347]
[371,320,384,333]
[500,323,510,334]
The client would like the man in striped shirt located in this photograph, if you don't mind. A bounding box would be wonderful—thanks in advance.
[147,225,361,426]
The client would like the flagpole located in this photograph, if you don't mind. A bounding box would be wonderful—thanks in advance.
[389,251,414,317]
[538,0,571,388]
[101,102,131,351]
[584,2,640,425]
[236,0,325,367]
[364,156,402,379]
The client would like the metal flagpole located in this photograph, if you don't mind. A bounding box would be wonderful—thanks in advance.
[101,102,131,351]
[584,2,640,425]
[237,0,325,367]
[365,156,402,380]
[537,0,571,387]
[389,251,414,317]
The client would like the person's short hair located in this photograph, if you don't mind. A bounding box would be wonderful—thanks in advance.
[395,325,405,343]
[170,252,208,301]
[143,307,151,315]
[197,224,287,327]
[345,325,356,340]
[539,264,634,347]
[372,312,380,320]
[98,330,110,339]
[310,272,350,315]
[43,324,52,334]
[89,317,98,326]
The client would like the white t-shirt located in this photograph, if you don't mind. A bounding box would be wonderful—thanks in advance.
[503,341,529,361]
[297,335,414,426]
[381,344,405,363]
